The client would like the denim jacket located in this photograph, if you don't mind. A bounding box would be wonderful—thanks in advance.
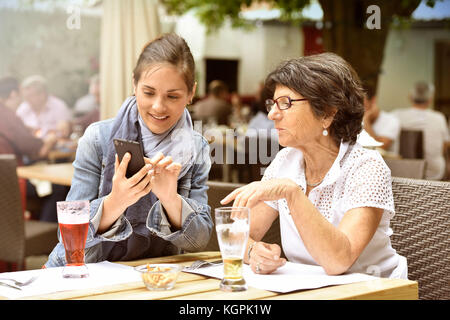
[45,118,212,267]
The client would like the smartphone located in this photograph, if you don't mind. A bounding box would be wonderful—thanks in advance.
[113,138,146,178]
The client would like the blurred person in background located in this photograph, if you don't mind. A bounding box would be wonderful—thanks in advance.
[249,82,266,116]
[392,82,450,180]
[229,91,251,128]
[16,75,72,139]
[5,75,71,221]
[192,79,232,126]
[0,76,57,164]
[0,76,57,216]
[362,85,400,154]
[71,74,101,139]
[73,73,100,117]
[247,85,275,132]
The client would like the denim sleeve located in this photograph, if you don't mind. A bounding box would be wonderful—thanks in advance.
[146,136,213,252]
[45,123,133,267]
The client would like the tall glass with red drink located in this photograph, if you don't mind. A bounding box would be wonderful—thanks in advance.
[56,200,90,278]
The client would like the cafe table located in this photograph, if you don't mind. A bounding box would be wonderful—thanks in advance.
[16,162,74,187]
[6,252,417,300]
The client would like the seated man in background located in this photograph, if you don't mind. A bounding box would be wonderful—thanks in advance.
[192,80,232,126]
[16,75,72,139]
[0,76,57,215]
[363,85,400,154]
[392,81,450,180]
[7,75,71,221]
[0,76,57,164]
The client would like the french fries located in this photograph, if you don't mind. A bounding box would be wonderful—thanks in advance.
[142,264,178,288]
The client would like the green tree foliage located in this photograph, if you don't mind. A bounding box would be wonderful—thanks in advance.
[163,0,439,92]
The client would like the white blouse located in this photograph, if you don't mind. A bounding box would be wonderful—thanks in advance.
[262,141,407,279]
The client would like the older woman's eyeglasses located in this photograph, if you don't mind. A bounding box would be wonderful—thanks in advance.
[265,96,307,112]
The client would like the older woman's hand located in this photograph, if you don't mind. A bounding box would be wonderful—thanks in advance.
[249,241,286,274]
[220,178,300,209]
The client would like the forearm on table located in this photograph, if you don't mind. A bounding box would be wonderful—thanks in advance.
[287,189,353,275]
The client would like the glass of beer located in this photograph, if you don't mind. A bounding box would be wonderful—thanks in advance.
[57,200,90,278]
[215,207,250,292]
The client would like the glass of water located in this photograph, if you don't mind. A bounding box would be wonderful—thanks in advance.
[215,207,250,292]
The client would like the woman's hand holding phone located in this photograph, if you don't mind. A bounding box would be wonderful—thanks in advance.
[100,152,153,233]
[112,152,154,207]
[101,150,183,233]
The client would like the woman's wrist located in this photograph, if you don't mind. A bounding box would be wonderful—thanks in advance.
[285,182,304,207]
[100,193,126,232]
[158,190,179,205]
[246,240,257,264]
[159,193,182,229]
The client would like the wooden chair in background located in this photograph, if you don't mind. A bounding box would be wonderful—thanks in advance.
[0,154,58,271]
[399,129,424,159]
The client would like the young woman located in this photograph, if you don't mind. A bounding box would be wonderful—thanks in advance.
[46,34,212,266]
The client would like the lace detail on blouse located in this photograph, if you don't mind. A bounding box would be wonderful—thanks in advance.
[262,143,395,221]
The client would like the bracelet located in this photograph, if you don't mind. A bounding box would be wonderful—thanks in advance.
[247,241,256,261]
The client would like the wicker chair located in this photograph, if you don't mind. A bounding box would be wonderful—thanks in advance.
[0,154,58,271]
[391,177,450,300]
[204,180,283,256]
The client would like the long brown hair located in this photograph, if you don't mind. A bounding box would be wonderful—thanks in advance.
[133,33,196,92]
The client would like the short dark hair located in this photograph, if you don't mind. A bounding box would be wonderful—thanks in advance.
[265,52,365,145]
[0,76,19,99]
[208,80,228,97]
[133,33,196,92]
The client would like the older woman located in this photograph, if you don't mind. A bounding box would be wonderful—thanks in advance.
[221,53,407,279]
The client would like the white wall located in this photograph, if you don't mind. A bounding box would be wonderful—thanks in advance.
[236,25,266,95]
[177,13,449,112]
[174,12,207,96]
[263,24,303,77]
[378,27,450,111]
[203,22,266,95]
[175,13,303,96]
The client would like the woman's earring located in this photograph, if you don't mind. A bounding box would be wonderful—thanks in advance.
[322,128,328,136]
